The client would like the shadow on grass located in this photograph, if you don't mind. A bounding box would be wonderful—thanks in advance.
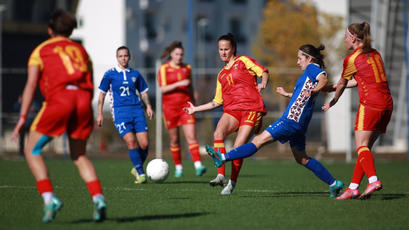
[165,181,209,184]
[239,191,408,200]
[69,212,209,224]
[381,193,407,200]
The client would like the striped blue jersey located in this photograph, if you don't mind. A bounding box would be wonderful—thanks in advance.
[281,64,326,132]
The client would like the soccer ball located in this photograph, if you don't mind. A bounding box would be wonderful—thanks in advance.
[146,159,169,182]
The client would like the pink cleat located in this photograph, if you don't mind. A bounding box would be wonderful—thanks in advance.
[359,180,382,200]
[336,188,359,200]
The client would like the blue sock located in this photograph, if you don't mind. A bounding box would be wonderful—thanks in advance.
[304,158,335,185]
[129,148,145,175]
[224,143,258,161]
[138,148,148,163]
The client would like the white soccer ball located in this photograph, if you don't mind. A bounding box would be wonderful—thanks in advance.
[146,159,169,182]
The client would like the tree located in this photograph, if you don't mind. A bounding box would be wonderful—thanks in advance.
[253,0,344,109]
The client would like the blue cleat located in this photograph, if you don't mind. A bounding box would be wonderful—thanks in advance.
[93,195,106,222]
[42,196,63,223]
[205,145,225,167]
[195,165,207,176]
[329,180,344,198]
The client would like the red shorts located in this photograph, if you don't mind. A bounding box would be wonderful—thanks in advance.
[163,104,196,129]
[354,104,392,133]
[30,89,93,140]
[224,110,264,134]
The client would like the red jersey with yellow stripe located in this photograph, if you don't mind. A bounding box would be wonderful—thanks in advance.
[342,47,393,110]
[213,56,267,113]
[158,62,193,106]
[28,36,93,100]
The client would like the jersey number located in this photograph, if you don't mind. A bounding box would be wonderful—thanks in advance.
[120,86,130,96]
[367,54,386,83]
[53,45,87,75]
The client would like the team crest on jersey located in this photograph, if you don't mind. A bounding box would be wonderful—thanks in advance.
[234,63,238,69]
[132,77,136,82]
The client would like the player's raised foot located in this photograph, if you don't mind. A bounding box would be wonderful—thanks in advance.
[221,180,236,195]
[134,174,147,184]
[93,195,106,222]
[195,165,207,176]
[336,188,359,200]
[42,196,63,223]
[205,145,225,167]
[130,167,139,180]
[209,174,227,187]
[329,180,344,198]
[359,180,382,200]
[174,169,183,178]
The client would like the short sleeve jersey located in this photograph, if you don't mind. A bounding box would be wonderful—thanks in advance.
[99,66,148,110]
[28,36,93,100]
[342,47,393,110]
[281,64,326,131]
[157,62,192,106]
[213,56,267,113]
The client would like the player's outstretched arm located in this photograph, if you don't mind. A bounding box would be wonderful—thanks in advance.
[303,73,328,97]
[184,101,221,115]
[97,92,106,127]
[276,87,292,98]
[322,77,348,111]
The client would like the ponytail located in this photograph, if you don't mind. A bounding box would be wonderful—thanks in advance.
[348,21,372,53]
[299,44,326,69]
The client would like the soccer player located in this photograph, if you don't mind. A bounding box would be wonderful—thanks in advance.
[97,46,153,184]
[158,41,206,178]
[184,33,269,195]
[322,22,393,200]
[206,44,344,198]
[11,10,106,223]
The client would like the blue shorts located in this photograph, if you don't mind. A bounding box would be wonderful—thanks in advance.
[113,108,148,138]
[265,119,306,150]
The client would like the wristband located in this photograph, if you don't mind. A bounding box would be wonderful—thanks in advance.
[20,114,27,119]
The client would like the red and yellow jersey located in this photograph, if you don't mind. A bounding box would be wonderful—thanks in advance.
[213,56,267,113]
[158,62,192,106]
[342,47,393,110]
[28,36,93,100]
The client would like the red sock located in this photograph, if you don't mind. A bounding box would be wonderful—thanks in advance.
[36,179,53,194]
[170,145,181,165]
[188,142,201,163]
[214,140,226,176]
[230,159,243,182]
[351,158,364,185]
[86,179,103,197]
[357,146,377,178]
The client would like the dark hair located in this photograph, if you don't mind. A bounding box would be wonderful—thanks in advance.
[116,46,130,56]
[299,44,326,69]
[217,33,237,56]
[48,9,77,37]
[160,41,184,59]
[348,21,372,53]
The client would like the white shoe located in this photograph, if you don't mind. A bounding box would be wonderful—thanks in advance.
[209,174,227,187]
[221,180,236,195]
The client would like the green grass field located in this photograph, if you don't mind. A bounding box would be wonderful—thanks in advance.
[0,157,408,230]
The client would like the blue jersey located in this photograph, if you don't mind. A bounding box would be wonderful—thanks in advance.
[281,64,326,132]
[99,66,148,119]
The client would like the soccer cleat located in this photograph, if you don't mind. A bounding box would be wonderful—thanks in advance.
[135,174,147,184]
[221,180,236,195]
[130,167,139,180]
[359,180,382,200]
[42,196,63,223]
[205,145,225,167]
[209,174,227,187]
[195,165,207,176]
[336,188,359,200]
[174,169,183,178]
[93,196,106,222]
[329,180,344,198]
